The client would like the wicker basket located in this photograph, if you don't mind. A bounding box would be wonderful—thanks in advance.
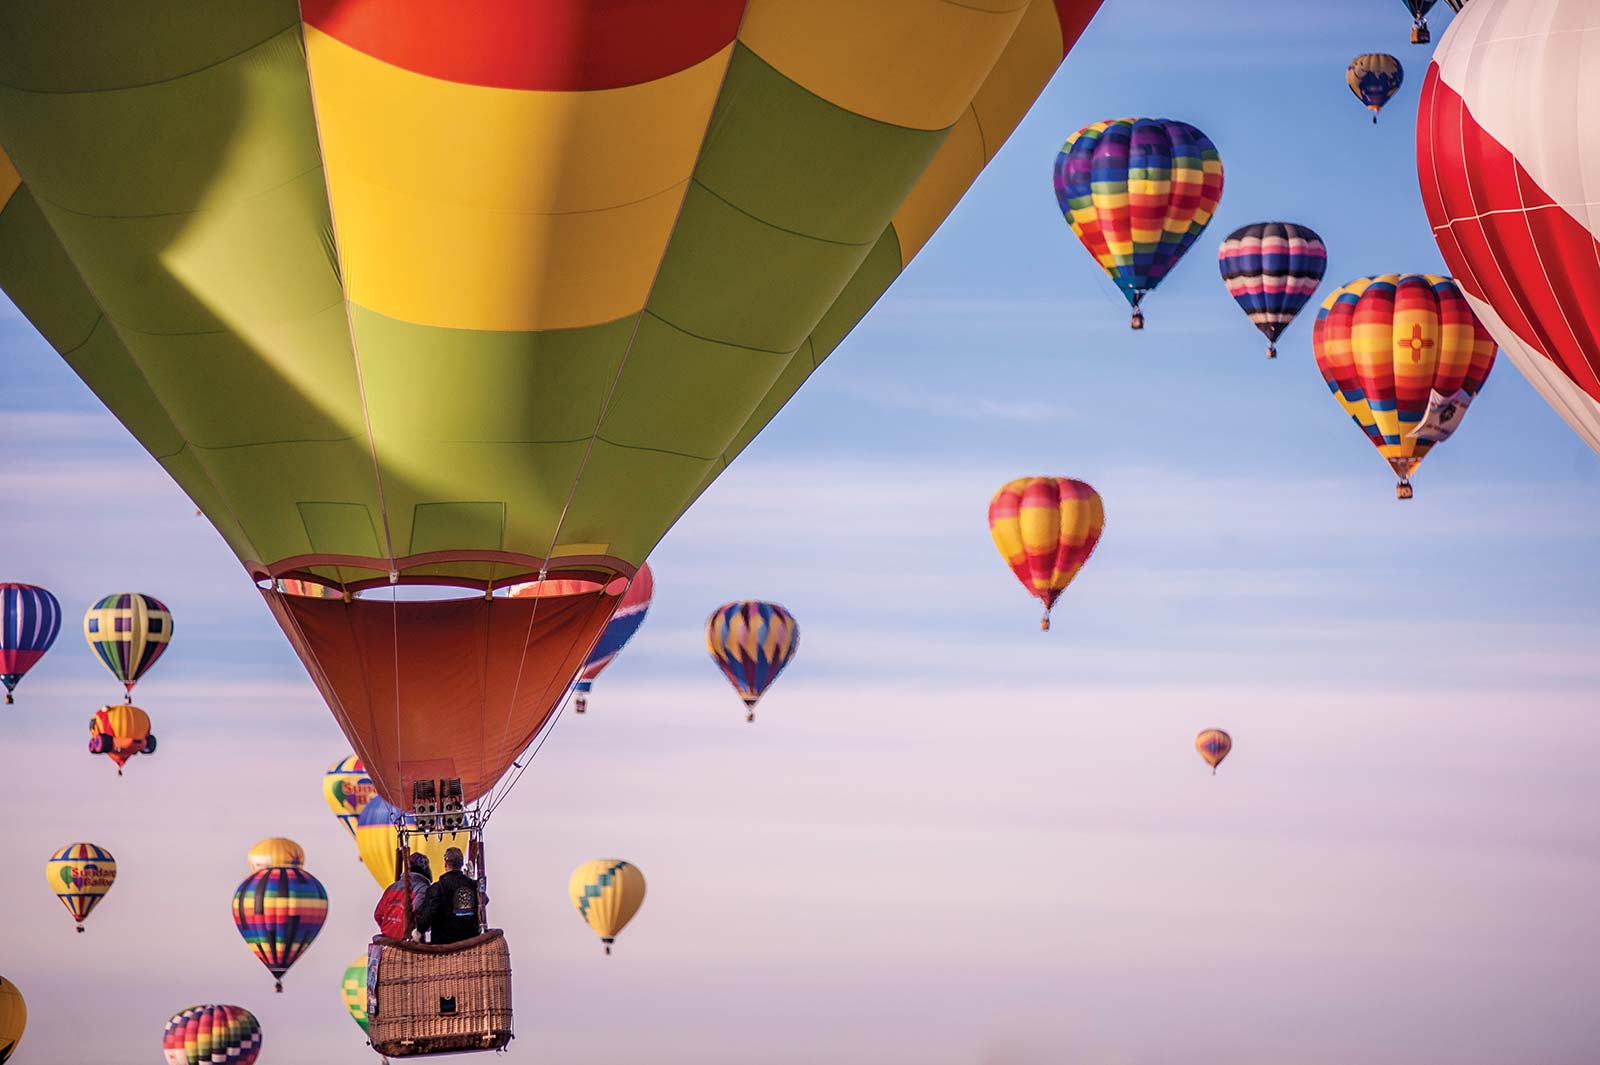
[368,930,513,1057]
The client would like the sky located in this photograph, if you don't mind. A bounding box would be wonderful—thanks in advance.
[5,2,1600,1063]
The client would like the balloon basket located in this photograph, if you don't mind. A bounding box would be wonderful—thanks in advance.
[1129,309,1144,331]
[4,694,11,705]
[745,710,755,723]
[1265,345,1277,359]
[1395,482,1414,500]
[1411,24,1429,45]
[368,930,513,1057]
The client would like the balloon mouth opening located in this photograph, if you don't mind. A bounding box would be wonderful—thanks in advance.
[259,571,630,602]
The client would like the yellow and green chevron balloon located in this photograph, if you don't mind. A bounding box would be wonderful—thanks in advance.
[570,859,646,955]
[341,956,369,1035]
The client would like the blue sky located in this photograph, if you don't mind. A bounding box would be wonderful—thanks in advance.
[6,2,1600,1063]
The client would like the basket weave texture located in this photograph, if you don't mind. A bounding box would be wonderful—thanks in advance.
[368,930,513,1056]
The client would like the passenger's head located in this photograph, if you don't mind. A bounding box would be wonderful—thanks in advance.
[408,852,432,879]
[443,847,465,871]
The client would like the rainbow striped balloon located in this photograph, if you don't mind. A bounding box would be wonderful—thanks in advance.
[45,843,116,932]
[987,478,1104,631]
[162,1004,261,1065]
[1054,117,1223,329]
[1217,222,1326,358]
[706,602,799,722]
[1312,275,1496,498]
[1196,729,1232,775]
[82,593,172,697]
[231,866,328,992]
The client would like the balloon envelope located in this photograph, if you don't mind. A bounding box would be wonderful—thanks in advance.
[342,956,370,1035]
[706,602,799,717]
[1053,117,1223,326]
[1196,729,1232,773]
[82,593,172,695]
[323,755,377,840]
[0,976,23,1064]
[0,583,60,703]
[0,3,1104,808]
[87,704,155,771]
[1418,0,1600,457]
[1217,222,1327,357]
[231,867,327,991]
[1311,275,1496,494]
[162,1004,261,1065]
[987,478,1104,629]
[247,838,305,871]
[46,843,116,931]
[570,859,647,952]
[1348,54,1403,120]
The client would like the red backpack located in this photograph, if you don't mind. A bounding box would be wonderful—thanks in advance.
[374,881,412,939]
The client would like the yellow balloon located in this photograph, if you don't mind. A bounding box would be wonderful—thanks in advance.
[247,837,305,871]
[323,755,376,840]
[569,859,646,954]
[353,798,470,890]
[45,843,116,932]
[0,975,24,1064]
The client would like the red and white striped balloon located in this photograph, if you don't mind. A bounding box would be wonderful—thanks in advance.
[1417,0,1600,454]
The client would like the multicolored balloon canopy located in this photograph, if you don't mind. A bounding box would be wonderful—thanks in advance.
[0,583,60,704]
[0,3,1103,811]
[1348,53,1403,123]
[162,1004,262,1065]
[247,837,305,872]
[45,843,116,933]
[570,859,647,955]
[540,562,653,714]
[1312,275,1497,497]
[988,478,1104,631]
[0,977,24,1065]
[231,866,328,992]
[706,602,800,722]
[86,704,156,775]
[323,755,377,840]
[354,796,471,890]
[1196,729,1233,775]
[1053,117,1224,329]
[1419,0,1600,460]
[82,593,172,698]
[1217,222,1327,358]
[342,956,370,1035]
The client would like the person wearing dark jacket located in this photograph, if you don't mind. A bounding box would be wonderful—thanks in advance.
[415,847,481,945]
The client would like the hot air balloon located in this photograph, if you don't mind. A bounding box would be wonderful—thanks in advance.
[706,602,799,722]
[1312,275,1496,498]
[1217,223,1327,358]
[87,704,156,775]
[82,593,172,700]
[0,977,23,1065]
[247,837,305,872]
[1405,0,1439,43]
[1053,117,1224,329]
[354,796,471,891]
[162,1005,262,1065]
[511,562,655,713]
[570,859,646,955]
[342,956,370,1036]
[324,755,377,840]
[1,583,60,704]
[232,866,328,992]
[1196,729,1232,774]
[1348,54,1403,123]
[1418,0,1600,458]
[987,478,1103,630]
[46,843,116,933]
[0,3,1104,817]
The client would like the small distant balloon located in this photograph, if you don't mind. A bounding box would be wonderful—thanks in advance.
[46,843,116,932]
[706,601,799,722]
[1404,0,1438,43]
[86,704,156,775]
[1348,54,1403,122]
[570,859,647,955]
[1218,222,1327,358]
[1196,729,1232,774]
[162,1004,261,1065]
[987,478,1104,630]
[1,583,61,704]
[247,837,305,871]
[82,593,172,698]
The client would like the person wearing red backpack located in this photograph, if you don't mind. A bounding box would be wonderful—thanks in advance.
[374,852,433,940]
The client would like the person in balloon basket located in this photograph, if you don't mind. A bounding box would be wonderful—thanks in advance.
[415,847,482,945]
[374,852,432,940]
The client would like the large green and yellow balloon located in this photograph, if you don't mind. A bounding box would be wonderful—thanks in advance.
[342,956,370,1035]
[0,2,1102,808]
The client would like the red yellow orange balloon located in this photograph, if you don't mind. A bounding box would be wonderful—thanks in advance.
[987,478,1104,630]
[1311,275,1496,498]
[86,704,155,775]
[1196,729,1232,775]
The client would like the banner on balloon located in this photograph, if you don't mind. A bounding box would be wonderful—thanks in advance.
[1407,388,1474,443]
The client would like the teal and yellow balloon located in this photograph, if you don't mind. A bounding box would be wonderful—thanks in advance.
[82,593,172,699]
[1348,54,1403,123]
[570,859,646,955]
